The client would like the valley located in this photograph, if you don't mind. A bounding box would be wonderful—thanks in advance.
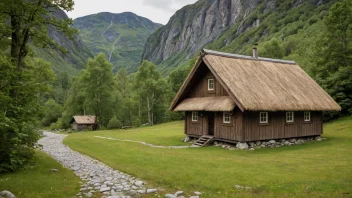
[73,12,161,73]
[1,0,351,198]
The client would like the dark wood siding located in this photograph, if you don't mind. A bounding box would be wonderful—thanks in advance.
[187,70,229,98]
[243,111,323,141]
[214,108,243,141]
[185,108,244,141]
[185,112,207,136]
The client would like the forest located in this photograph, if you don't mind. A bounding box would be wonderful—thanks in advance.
[0,0,351,173]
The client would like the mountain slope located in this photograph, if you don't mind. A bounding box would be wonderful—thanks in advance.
[74,12,162,73]
[33,9,93,74]
[141,0,338,74]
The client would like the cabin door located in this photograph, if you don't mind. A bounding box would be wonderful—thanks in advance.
[208,113,215,136]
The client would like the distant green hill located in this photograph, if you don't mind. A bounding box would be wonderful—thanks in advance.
[33,9,93,75]
[142,0,339,74]
[73,12,162,73]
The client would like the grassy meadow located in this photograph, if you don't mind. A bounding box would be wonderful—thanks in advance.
[63,117,352,197]
[0,151,80,198]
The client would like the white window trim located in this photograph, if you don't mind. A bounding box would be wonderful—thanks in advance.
[304,112,311,122]
[260,112,269,124]
[223,112,231,124]
[208,79,214,91]
[192,112,198,122]
[286,112,294,123]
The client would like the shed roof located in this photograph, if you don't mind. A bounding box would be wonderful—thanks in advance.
[170,49,341,112]
[174,96,235,112]
[70,116,96,124]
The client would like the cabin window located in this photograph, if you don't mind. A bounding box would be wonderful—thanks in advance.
[208,79,214,91]
[304,112,311,122]
[223,112,231,124]
[286,112,294,123]
[260,112,268,124]
[192,112,199,122]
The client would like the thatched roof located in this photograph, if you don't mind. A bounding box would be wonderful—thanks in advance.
[174,96,236,112]
[170,49,341,112]
[70,116,96,124]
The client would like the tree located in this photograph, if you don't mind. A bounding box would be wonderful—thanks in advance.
[114,68,136,126]
[0,0,75,172]
[54,72,71,104]
[259,38,284,59]
[80,53,115,127]
[0,0,75,69]
[0,55,55,172]
[56,74,86,129]
[135,61,168,125]
[41,99,63,127]
[312,0,352,119]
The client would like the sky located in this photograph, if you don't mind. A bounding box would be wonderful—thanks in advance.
[65,0,198,24]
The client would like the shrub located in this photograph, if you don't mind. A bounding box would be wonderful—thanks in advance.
[133,118,142,127]
[107,116,123,129]
[0,123,40,173]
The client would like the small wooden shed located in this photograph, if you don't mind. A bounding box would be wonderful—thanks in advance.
[170,49,341,143]
[70,116,97,131]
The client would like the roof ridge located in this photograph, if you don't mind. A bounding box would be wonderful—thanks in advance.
[202,49,296,65]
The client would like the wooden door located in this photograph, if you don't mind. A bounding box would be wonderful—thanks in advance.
[208,113,215,136]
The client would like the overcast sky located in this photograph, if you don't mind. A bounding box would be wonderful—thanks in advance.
[65,0,198,24]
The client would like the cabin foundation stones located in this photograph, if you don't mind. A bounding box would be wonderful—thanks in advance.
[213,136,325,150]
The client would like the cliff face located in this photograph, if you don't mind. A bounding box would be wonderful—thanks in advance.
[141,0,263,71]
[33,9,93,74]
[141,0,331,74]
[73,12,161,73]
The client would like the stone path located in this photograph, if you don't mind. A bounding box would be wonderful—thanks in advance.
[94,136,193,149]
[38,132,158,198]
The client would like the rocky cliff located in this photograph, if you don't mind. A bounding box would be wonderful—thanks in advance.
[141,0,335,74]
[141,0,262,72]
[33,9,93,74]
[74,12,162,73]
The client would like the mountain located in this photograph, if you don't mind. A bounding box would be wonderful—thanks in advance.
[33,9,93,74]
[141,0,338,74]
[73,12,162,73]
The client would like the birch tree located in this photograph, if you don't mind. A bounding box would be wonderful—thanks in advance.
[135,61,168,125]
[80,53,115,127]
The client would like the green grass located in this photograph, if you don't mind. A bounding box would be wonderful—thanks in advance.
[64,117,352,197]
[0,151,80,198]
[78,121,188,146]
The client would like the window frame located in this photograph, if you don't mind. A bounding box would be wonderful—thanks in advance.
[286,112,294,123]
[223,112,231,124]
[208,78,215,91]
[192,111,199,122]
[259,112,269,124]
[304,112,311,122]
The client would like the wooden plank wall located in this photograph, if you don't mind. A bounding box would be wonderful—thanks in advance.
[214,108,243,141]
[243,111,323,141]
[185,112,207,136]
[186,109,243,139]
[188,70,229,98]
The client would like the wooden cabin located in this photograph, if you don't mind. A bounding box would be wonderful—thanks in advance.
[170,49,341,143]
[70,115,97,131]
